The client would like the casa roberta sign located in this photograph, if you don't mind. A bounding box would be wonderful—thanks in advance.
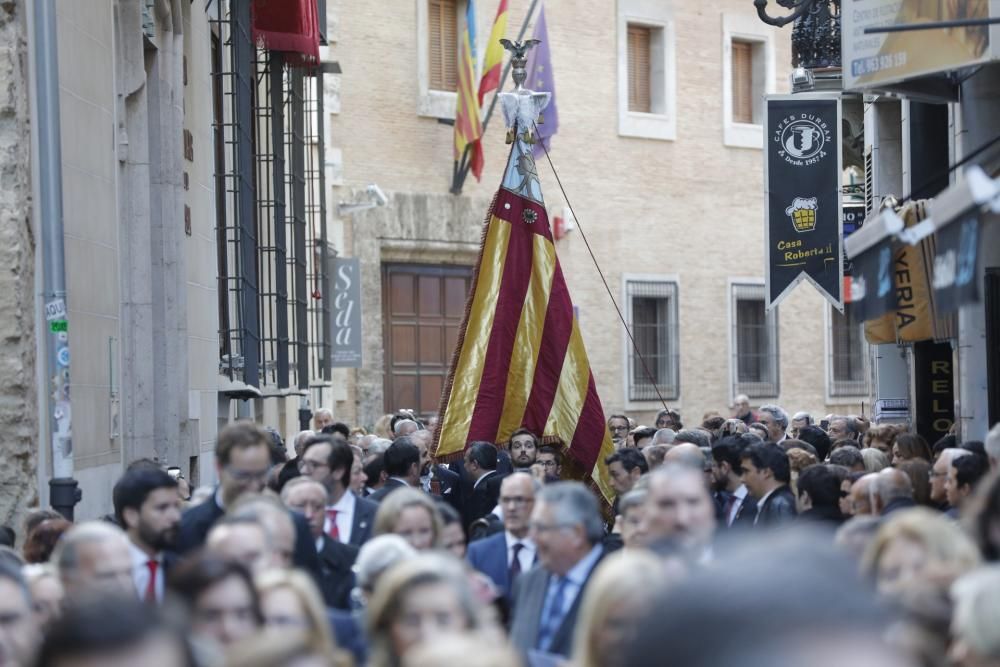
[764,94,843,311]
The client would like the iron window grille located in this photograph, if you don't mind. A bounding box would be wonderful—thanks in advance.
[731,283,779,399]
[626,280,680,402]
[212,3,326,391]
[829,305,868,397]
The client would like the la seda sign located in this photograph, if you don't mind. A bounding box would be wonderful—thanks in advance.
[764,95,843,311]
[330,257,363,368]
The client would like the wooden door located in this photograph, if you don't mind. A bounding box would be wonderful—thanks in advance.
[383,264,472,418]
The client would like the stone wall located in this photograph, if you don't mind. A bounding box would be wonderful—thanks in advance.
[0,0,38,529]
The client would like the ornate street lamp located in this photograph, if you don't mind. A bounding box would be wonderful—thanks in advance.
[754,0,841,71]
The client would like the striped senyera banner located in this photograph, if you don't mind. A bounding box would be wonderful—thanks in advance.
[433,158,615,504]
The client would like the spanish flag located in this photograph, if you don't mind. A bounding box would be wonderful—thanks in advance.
[455,1,484,181]
[477,0,509,105]
[434,112,615,504]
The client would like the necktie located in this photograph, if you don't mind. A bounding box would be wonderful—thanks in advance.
[326,509,341,541]
[536,576,571,650]
[509,542,524,582]
[723,493,738,525]
[145,560,158,603]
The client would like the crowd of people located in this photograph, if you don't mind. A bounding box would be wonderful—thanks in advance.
[2,401,1000,667]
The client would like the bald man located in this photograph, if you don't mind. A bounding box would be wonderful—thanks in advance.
[848,474,876,516]
[870,468,916,516]
[931,448,969,509]
[664,443,706,470]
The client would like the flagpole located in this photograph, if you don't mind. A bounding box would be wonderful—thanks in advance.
[450,0,540,195]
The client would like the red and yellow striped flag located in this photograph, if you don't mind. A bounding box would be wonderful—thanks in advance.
[477,0,509,105]
[455,1,484,181]
[433,135,615,504]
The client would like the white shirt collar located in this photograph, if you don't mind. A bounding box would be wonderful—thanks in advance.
[331,489,356,512]
[505,531,534,551]
[563,544,603,585]
[473,470,496,490]
[733,484,748,500]
[129,541,159,566]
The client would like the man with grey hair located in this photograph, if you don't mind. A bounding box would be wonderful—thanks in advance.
[791,411,812,438]
[869,468,915,516]
[931,448,970,509]
[674,429,711,449]
[54,521,134,598]
[757,404,789,443]
[511,482,605,658]
[312,408,334,432]
[985,422,1000,470]
[392,418,419,437]
[0,559,39,666]
[618,488,649,549]
[652,428,677,446]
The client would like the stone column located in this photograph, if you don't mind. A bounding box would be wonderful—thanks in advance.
[0,1,38,526]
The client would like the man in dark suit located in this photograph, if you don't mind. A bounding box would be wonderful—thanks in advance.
[510,482,605,658]
[461,442,504,530]
[466,472,537,600]
[710,436,757,530]
[740,442,797,526]
[281,477,358,609]
[113,467,183,604]
[367,437,422,504]
[176,422,320,574]
[298,435,378,547]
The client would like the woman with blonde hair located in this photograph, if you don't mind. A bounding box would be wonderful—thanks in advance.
[862,507,981,597]
[372,414,394,440]
[572,550,675,667]
[366,554,483,667]
[861,447,890,473]
[949,566,1000,667]
[373,487,443,551]
[255,569,352,667]
[863,423,898,455]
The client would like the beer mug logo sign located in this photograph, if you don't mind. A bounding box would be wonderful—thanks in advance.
[780,119,826,160]
[785,197,818,233]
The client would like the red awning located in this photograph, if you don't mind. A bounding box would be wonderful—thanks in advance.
[252,0,320,65]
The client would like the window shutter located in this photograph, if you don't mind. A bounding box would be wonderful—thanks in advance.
[429,0,458,92]
[731,40,753,124]
[627,25,651,113]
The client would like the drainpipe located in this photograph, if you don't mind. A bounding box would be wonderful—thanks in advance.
[33,0,79,520]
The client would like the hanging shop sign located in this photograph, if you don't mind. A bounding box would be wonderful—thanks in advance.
[843,0,996,90]
[764,94,843,311]
[844,207,904,322]
[928,166,1000,314]
[932,211,984,313]
[330,257,363,368]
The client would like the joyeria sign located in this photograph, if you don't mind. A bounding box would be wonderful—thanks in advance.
[764,94,843,311]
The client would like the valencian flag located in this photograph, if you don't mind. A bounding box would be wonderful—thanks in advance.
[477,0,509,105]
[434,79,616,504]
[455,1,485,181]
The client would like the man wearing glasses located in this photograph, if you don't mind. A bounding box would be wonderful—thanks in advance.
[298,435,378,547]
[510,482,605,658]
[466,472,538,601]
[177,422,320,576]
[607,414,631,448]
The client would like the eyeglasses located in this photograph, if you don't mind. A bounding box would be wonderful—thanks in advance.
[538,460,558,468]
[298,459,330,473]
[609,425,629,433]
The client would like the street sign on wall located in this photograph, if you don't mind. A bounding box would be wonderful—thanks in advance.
[764,94,843,311]
[330,257,362,368]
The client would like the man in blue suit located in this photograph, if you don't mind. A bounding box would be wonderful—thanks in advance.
[466,472,537,600]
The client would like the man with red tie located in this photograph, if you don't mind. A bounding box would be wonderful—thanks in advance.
[298,435,378,547]
[113,468,183,604]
